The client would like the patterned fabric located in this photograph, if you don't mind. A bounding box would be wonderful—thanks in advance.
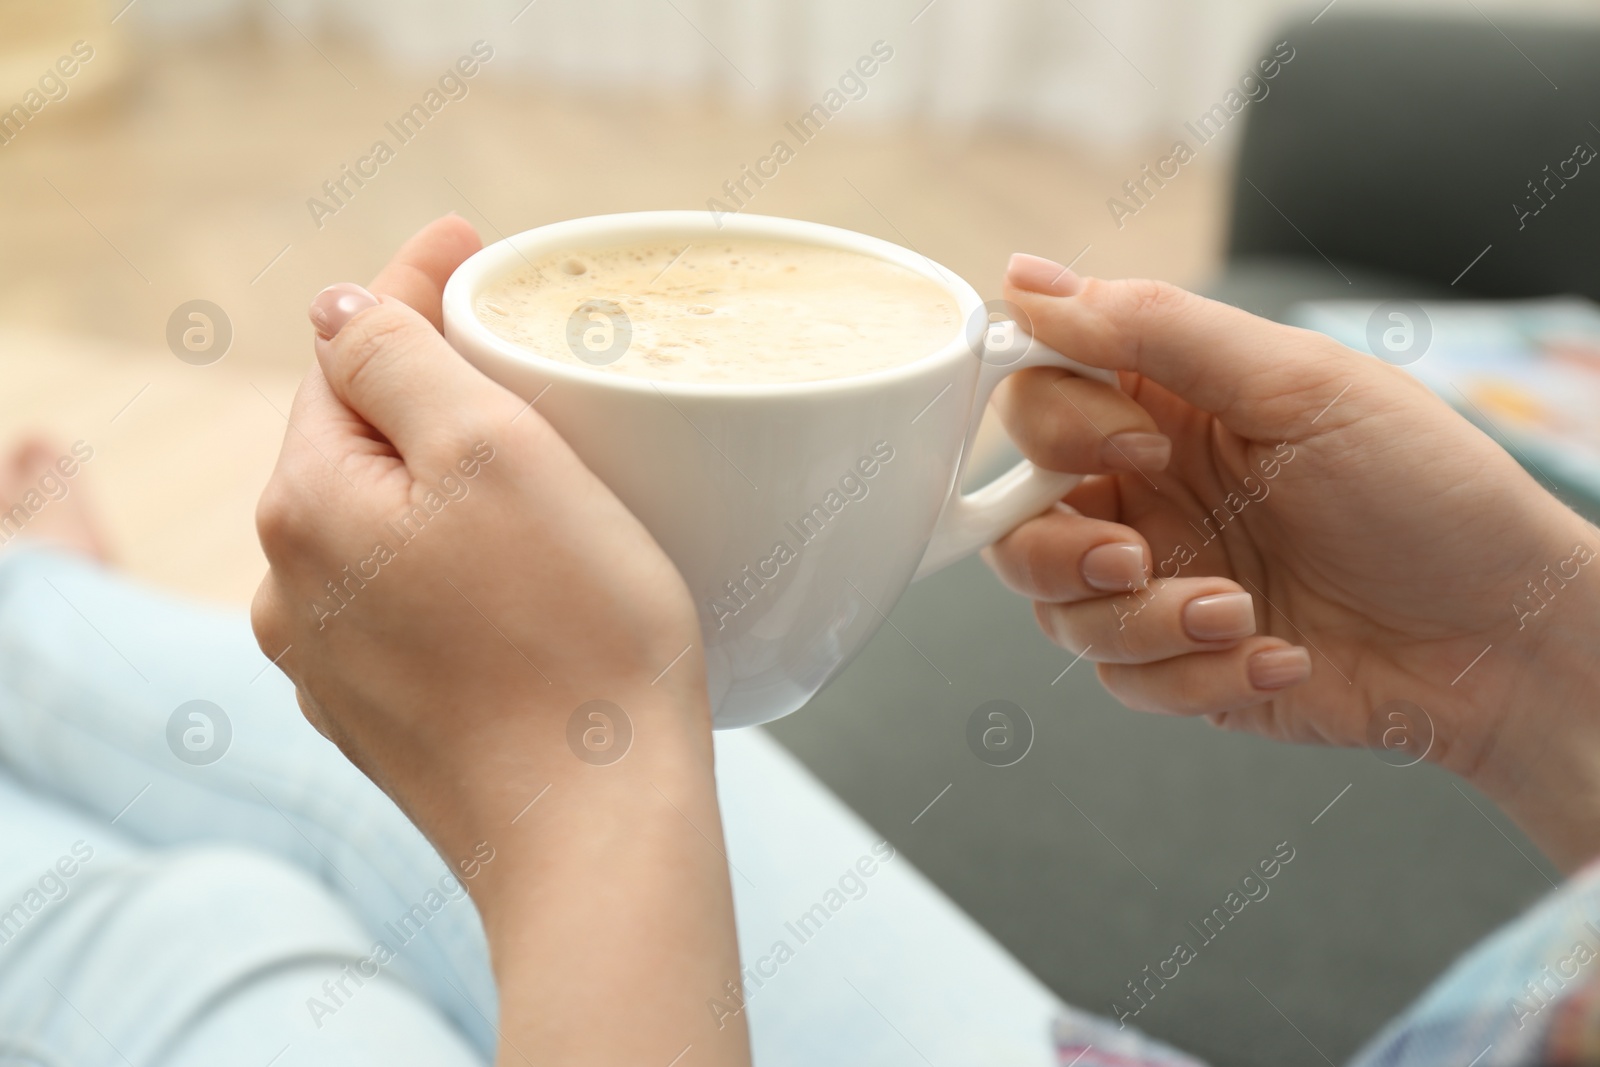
[1055,860,1600,1067]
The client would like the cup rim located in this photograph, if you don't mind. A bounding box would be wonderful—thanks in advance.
[441,210,985,398]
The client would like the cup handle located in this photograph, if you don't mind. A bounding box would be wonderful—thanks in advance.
[913,333,1119,581]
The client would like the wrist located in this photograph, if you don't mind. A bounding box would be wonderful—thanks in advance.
[446,682,751,1066]
[1458,512,1600,870]
[448,678,717,926]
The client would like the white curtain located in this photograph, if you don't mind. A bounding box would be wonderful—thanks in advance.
[125,0,1599,149]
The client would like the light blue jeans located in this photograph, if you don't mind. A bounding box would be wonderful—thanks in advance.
[0,546,1065,1067]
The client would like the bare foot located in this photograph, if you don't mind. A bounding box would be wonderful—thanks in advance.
[0,436,113,562]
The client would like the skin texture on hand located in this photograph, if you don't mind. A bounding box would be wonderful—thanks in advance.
[987,256,1600,870]
[251,216,752,1067]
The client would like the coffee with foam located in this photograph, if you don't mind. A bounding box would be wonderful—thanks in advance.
[474,238,961,384]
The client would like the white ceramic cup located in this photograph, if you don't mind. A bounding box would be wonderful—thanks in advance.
[442,211,1112,728]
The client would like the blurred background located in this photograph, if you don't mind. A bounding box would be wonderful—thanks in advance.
[4,1,1600,1063]
[3,0,1593,597]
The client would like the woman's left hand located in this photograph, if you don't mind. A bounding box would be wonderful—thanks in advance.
[251,215,750,1067]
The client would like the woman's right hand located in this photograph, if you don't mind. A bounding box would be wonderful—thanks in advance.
[984,255,1600,869]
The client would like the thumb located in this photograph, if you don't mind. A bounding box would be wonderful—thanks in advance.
[1003,257,1368,441]
[312,289,514,464]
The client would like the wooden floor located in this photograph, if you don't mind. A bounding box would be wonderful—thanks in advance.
[0,30,1227,604]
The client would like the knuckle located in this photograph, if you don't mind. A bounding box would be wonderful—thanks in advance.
[982,535,1027,594]
[1039,599,1134,660]
[1019,526,1073,600]
[1101,588,1171,662]
[1038,393,1090,468]
[1099,663,1194,716]
[1096,663,1156,713]
[992,373,1039,444]
[295,689,342,747]
[254,480,294,553]
[1081,278,1193,371]
[1011,528,1047,595]
[445,421,497,467]
[249,580,288,658]
[1102,609,1150,661]
[1033,600,1068,648]
[330,305,412,396]
[254,475,314,561]
[1275,329,1357,387]
[420,422,498,486]
[1008,377,1089,470]
[1118,278,1187,321]
[990,527,1041,598]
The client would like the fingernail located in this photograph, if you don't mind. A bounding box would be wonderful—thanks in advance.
[1102,432,1172,473]
[1081,542,1148,592]
[1183,592,1256,642]
[1006,253,1082,297]
[310,283,379,340]
[1249,646,1312,690]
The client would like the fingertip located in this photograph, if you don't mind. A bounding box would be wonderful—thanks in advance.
[1006,253,1083,297]
[1247,645,1312,691]
[430,212,484,256]
[309,282,380,341]
[1080,541,1149,593]
[368,215,485,327]
[1182,591,1257,643]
